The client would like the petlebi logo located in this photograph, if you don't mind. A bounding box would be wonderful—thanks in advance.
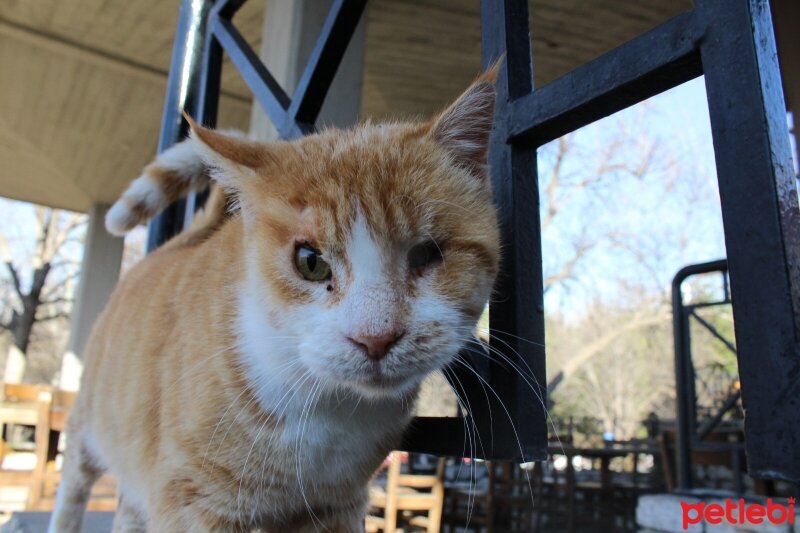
[681,497,795,530]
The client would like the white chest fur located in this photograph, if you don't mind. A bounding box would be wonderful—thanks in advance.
[235,277,414,488]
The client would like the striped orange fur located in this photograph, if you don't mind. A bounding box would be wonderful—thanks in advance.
[51,70,501,532]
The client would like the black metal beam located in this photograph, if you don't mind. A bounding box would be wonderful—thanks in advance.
[506,10,702,146]
[184,6,225,225]
[672,259,728,490]
[147,0,218,252]
[402,418,469,457]
[213,0,248,19]
[689,310,737,355]
[699,0,800,483]
[697,389,742,442]
[211,17,302,139]
[287,0,368,134]
[480,0,548,462]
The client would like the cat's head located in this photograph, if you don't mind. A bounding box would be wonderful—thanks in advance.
[191,72,500,399]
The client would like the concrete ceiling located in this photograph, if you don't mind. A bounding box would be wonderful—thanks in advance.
[363,0,693,120]
[0,0,260,212]
[10,0,795,216]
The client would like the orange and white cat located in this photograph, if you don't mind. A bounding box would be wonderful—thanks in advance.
[49,71,500,532]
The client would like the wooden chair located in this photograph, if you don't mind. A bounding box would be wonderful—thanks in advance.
[27,388,78,509]
[445,461,537,533]
[367,452,446,533]
[1,383,52,459]
[444,460,497,533]
[0,384,55,508]
[0,384,115,510]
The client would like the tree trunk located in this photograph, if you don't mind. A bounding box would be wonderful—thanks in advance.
[2,264,50,383]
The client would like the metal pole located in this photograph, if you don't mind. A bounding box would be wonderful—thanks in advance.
[672,259,728,490]
[673,284,694,490]
[700,0,800,482]
[146,0,218,253]
[481,0,548,462]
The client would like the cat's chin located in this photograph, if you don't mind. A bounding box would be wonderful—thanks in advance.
[343,373,422,400]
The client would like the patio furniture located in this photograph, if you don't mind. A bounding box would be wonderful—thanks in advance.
[444,461,538,533]
[544,442,663,531]
[0,384,53,498]
[367,452,445,533]
[1,384,51,459]
[443,460,496,533]
[26,388,77,509]
[0,384,116,511]
[658,427,758,494]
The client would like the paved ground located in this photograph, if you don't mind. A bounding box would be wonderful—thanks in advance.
[0,512,114,533]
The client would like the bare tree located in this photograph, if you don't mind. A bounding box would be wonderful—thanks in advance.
[0,205,85,383]
[534,94,724,439]
[538,111,661,296]
[537,112,676,391]
[546,306,671,395]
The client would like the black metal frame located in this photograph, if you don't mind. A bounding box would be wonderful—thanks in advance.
[673,260,747,491]
[148,0,800,477]
[483,0,799,480]
[147,0,368,252]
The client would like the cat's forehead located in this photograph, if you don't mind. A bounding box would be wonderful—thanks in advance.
[252,121,492,255]
[289,125,450,241]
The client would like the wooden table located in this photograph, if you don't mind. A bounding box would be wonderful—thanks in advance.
[548,445,630,489]
[547,443,660,489]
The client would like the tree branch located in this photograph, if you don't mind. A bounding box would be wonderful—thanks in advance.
[4,261,24,299]
[39,271,80,302]
[38,296,73,307]
[547,309,671,394]
[35,311,71,323]
[544,240,593,293]
[44,212,85,263]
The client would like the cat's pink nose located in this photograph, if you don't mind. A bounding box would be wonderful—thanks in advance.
[348,331,404,360]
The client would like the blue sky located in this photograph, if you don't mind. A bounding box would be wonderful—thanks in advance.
[537,76,729,315]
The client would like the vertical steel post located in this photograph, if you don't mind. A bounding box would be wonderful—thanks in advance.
[147,0,219,252]
[673,269,695,490]
[672,260,728,490]
[184,4,225,225]
[480,0,548,461]
[700,0,800,481]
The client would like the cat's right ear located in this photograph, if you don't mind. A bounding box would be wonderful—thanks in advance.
[428,63,500,182]
[185,114,269,192]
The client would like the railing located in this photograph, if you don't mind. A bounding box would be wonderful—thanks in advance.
[673,259,746,490]
[147,0,800,479]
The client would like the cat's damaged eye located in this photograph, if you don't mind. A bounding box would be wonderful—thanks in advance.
[408,241,444,276]
[295,244,332,282]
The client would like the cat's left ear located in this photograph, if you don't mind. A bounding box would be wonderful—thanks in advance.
[185,114,269,192]
[429,65,499,180]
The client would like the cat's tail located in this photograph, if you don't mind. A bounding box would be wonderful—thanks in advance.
[105,131,244,236]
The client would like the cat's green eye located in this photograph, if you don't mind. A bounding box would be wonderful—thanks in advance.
[408,241,444,275]
[295,244,332,282]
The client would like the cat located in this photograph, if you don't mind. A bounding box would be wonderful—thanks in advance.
[49,68,500,533]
